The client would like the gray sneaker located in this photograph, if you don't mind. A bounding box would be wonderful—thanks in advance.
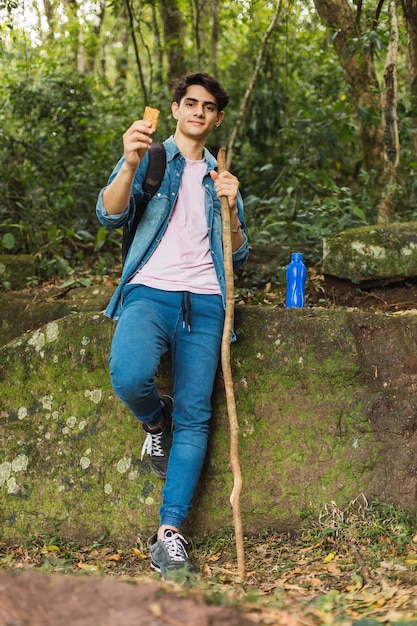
[150,529,196,580]
[141,395,173,479]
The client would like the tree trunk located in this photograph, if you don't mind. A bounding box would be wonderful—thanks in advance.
[151,4,164,88]
[211,0,220,77]
[191,0,204,64]
[40,0,55,43]
[64,0,81,69]
[114,3,130,93]
[159,0,187,83]
[83,0,107,74]
[378,0,400,223]
[312,0,385,175]
[402,0,417,158]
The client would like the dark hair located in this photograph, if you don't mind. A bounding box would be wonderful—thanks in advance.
[172,72,230,112]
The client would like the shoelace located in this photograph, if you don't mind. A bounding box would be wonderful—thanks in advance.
[162,531,189,563]
[181,292,192,332]
[141,431,164,459]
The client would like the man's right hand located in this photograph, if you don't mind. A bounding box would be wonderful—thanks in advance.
[122,120,154,170]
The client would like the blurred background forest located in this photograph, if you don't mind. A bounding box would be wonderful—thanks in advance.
[1,0,417,286]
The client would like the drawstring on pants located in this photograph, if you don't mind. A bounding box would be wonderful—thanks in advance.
[181,292,192,332]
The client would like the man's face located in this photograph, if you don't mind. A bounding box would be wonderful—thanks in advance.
[171,84,224,140]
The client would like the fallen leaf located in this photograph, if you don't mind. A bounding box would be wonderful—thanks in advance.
[325,561,341,574]
[77,563,98,571]
[380,560,408,571]
[323,551,337,563]
[149,603,162,617]
[203,564,211,576]
[132,548,147,559]
[299,541,323,553]
[103,554,121,562]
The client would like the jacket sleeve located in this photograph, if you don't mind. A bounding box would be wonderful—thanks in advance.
[231,192,249,269]
[96,156,147,229]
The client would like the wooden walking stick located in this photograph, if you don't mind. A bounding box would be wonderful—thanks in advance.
[217,146,246,580]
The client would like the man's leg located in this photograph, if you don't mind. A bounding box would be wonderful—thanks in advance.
[109,284,171,426]
[109,285,178,477]
[150,293,224,579]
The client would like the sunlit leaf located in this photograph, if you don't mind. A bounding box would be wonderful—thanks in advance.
[132,548,147,559]
[323,551,337,563]
[77,563,98,571]
[2,233,15,250]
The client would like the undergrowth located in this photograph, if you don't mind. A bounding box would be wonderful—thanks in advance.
[1,495,417,624]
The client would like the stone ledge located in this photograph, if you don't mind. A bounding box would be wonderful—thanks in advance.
[1,307,417,545]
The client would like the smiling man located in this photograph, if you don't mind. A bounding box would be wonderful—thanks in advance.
[96,72,248,579]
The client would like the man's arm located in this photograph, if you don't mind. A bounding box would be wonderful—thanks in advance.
[103,120,154,215]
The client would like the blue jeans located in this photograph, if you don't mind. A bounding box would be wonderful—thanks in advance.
[109,284,225,530]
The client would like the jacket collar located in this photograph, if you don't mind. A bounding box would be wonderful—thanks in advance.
[163,136,217,171]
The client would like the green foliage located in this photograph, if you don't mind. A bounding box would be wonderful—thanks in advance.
[0,2,416,283]
[0,43,135,278]
[245,180,369,265]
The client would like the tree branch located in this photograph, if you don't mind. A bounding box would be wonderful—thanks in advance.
[356,0,363,25]
[217,146,245,580]
[125,0,148,102]
[373,0,387,32]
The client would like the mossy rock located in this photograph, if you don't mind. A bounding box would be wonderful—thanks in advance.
[0,284,114,348]
[1,307,417,545]
[323,222,417,282]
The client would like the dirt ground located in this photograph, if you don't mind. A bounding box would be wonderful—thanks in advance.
[308,274,417,313]
[0,570,256,626]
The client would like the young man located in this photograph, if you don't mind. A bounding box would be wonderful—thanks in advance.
[96,72,248,579]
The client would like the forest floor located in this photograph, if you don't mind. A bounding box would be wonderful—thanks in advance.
[236,268,417,315]
[1,496,417,625]
[306,273,417,315]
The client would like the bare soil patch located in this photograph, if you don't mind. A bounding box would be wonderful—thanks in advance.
[311,275,417,313]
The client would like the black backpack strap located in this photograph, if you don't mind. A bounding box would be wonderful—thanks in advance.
[122,142,166,265]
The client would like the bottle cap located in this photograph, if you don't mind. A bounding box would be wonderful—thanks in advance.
[291,252,303,262]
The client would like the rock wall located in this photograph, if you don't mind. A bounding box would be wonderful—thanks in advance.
[1,307,417,545]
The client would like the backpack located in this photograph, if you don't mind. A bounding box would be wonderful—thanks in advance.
[121,142,166,265]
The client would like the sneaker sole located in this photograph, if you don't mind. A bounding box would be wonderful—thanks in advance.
[150,561,162,573]
[150,467,167,479]
[150,561,196,580]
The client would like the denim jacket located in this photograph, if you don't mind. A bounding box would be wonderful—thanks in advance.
[96,136,249,325]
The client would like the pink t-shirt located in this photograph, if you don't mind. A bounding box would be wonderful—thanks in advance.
[130,158,221,294]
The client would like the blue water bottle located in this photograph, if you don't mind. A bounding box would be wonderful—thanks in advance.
[285,252,307,308]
